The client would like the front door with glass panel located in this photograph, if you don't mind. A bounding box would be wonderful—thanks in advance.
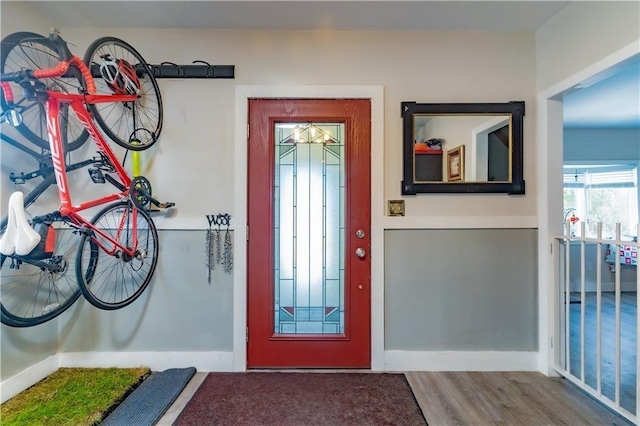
[247,99,371,368]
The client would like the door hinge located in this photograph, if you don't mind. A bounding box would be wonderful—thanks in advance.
[550,243,553,254]
[247,124,250,140]
[246,225,249,241]
[246,327,249,343]
[550,336,553,348]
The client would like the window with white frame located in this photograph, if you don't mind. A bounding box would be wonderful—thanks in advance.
[563,164,639,239]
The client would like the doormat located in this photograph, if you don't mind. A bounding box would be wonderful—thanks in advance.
[102,367,196,425]
[174,372,426,425]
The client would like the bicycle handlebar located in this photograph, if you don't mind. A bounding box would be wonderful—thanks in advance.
[0,30,96,98]
[0,70,32,83]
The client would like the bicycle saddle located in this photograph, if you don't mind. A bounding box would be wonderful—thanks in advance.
[0,191,41,256]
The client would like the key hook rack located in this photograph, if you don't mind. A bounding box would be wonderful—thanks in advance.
[206,213,232,229]
[205,213,234,282]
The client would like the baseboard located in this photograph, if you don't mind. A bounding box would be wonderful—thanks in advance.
[2,350,536,402]
[384,350,538,371]
[0,355,58,403]
[1,351,233,403]
[58,351,234,372]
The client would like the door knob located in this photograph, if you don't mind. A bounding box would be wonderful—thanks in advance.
[355,248,366,258]
[356,229,366,239]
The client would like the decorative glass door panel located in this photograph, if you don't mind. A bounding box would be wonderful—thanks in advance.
[274,123,345,335]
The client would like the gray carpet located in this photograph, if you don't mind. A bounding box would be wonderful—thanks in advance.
[103,367,196,426]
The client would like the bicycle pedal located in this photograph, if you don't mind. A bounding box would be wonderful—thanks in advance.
[152,201,175,209]
[88,167,106,184]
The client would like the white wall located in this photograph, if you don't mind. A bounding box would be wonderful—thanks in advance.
[0,2,52,35]
[535,0,640,375]
[34,27,536,226]
[536,1,640,92]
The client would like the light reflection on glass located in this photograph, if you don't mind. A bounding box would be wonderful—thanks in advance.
[274,122,345,334]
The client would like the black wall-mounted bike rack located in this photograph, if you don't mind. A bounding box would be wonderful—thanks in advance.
[150,62,235,79]
[89,62,235,80]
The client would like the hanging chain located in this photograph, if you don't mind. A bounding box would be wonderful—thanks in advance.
[222,225,234,274]
[215,228,222,266]
[206,213,233,280]
[205,215,215,283]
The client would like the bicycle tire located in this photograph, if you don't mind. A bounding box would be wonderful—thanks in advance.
[0,32,89,153]
[83,37,163,151]
[0,217,95,327]
[76,201,158,310]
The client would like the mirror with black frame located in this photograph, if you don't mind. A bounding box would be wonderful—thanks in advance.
[401,101,525,194]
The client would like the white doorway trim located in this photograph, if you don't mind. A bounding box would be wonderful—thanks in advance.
[471,116,510,181]
[234,85,385,371]
[537,40,640,375]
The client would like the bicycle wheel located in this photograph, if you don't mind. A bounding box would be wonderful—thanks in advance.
[0,32,89,152]
[0,217,95,327]
[83,37,163,151]
[76,201,158,310]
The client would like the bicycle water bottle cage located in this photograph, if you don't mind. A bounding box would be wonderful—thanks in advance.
[19,78,48,101]
[99,55,140,96]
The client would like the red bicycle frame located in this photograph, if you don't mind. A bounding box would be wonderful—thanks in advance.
[43,81,141,257]
[2,52,146,258]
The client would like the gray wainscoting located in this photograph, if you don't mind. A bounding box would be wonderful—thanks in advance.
[1,321,57,381]
[56,229,235,352]
[385,228,538,351]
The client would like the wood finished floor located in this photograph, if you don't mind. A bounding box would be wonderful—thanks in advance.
[161,292,638,424]
[568,291,637,414]
[406,371,633,425]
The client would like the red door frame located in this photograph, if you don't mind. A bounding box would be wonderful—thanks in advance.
[247,98,371,368]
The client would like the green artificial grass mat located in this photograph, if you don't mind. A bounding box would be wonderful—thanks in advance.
[1,367,150,426]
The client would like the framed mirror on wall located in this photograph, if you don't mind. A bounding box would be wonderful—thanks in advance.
[401,101,525,194]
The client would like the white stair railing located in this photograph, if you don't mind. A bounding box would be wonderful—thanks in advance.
[553,221,638,424]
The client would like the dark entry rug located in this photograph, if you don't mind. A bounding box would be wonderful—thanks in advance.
[174,372,426,425]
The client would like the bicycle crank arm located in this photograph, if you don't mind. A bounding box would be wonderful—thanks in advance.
[104,174,127,192]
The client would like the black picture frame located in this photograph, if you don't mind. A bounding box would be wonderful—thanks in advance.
[401,101,525,195]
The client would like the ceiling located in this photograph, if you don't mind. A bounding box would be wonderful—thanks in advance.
[22,1,639,128]
[563,56,640,128]
[26,1,570,32]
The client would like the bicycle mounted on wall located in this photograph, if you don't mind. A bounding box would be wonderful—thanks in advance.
[0,30,194,328]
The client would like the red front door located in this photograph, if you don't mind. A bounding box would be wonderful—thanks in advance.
[247,99,371,368]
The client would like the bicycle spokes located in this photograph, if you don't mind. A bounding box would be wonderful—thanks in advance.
[0,219,83,327]
[76,202,158,310]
